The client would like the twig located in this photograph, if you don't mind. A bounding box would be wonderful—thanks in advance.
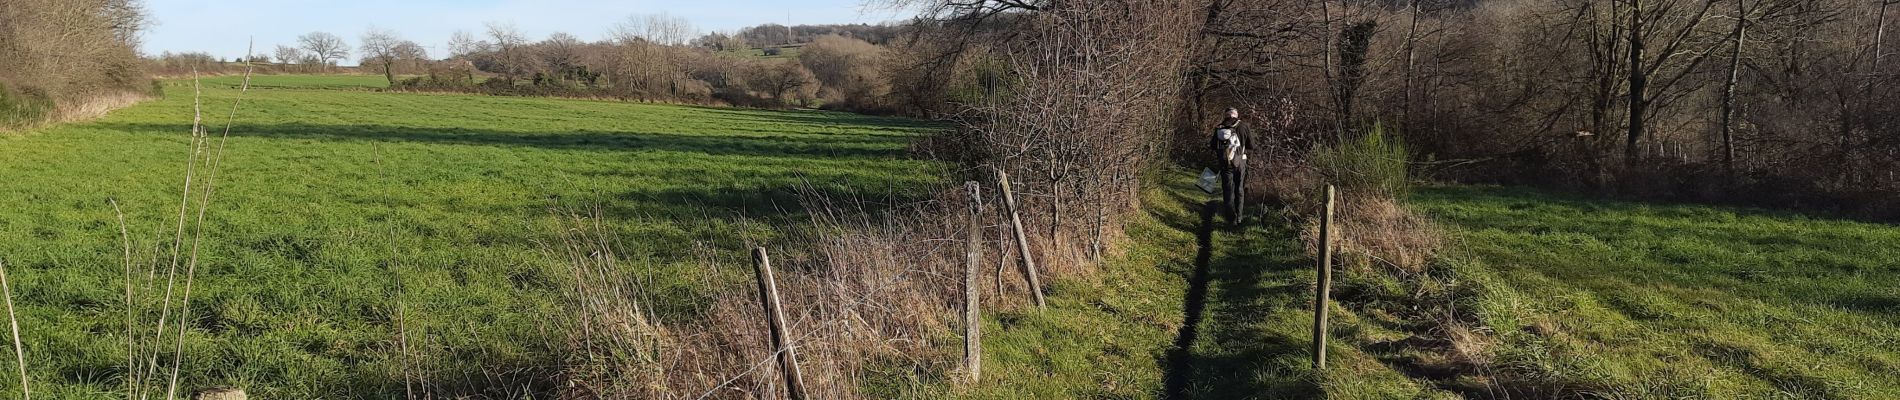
[138,67,205,400]
[111,200,135,398]
[0,260,28,399]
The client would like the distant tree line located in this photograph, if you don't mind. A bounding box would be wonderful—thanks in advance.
[275,17,918,112]
[133,18,952,114]
[723,23,907,48]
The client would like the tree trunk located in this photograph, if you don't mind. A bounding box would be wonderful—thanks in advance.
[1049,180,1061,247]
[1321,1,1342,142]
[1584,0,1619,188]
[1859,1,1890,157]
[1875,1,1890,85]
[1403,0,1421,125]
[1625,0,1649,166]
[1720,0,1747,184]
[383,61,397,87]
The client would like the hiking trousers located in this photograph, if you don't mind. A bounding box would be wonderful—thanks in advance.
[1221,157,1246,221]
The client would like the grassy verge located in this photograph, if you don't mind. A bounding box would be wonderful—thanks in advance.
[909,171,1449,398]
[1409,186,1900,398]
[0,75,941,397]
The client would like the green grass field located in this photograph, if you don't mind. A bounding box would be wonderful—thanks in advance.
[222,74,393,90]
[1415,187,1900,398]
[0,75,940,398]
[718,46,804,59]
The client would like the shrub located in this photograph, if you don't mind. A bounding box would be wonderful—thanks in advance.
[799,35,891,113]
[0,82,55,129]
[0,0,150,128]
[1315,123,1411,198]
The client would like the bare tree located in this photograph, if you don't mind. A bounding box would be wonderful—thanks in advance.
[613,13,698,46]
[298,31,351,71]
[541,32,582,64]
[272,45,302,65]
[799,35,890,109]
[1333,20,1378,137]
[745,60,816,106]
[447,30,488,59]
[101,0,149,49]
[538,32,586,84]
[888,0,1199,261]
[361,28,427,85]
[485,22,530,80]
[1719,0,1751,181]
[1622,0,1722,165]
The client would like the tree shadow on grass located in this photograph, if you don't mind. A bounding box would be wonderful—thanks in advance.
[672,105,946,136]
[93,122,912,160]
[94,121,935,228]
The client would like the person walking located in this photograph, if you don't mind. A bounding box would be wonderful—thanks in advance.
[1210,107,1252,223]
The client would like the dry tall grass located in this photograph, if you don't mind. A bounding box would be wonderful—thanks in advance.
[0,260,29,400]
[51,90,153,124]
[107,61,255,400]
[542,175,1138,399]
[543,206,670,398]
[1258,148,1440,274]
[1305,196,1440,274]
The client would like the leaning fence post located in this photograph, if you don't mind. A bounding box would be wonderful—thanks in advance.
[1313,185,1336,370]
[963,181,983,383]
[997,169,1047,309]
[752,248,807,400]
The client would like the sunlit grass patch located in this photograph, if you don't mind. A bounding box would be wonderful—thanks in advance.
[0,75,942,397]
[1415,186,1900,398]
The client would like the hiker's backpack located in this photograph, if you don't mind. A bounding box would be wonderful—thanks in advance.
[1213,128,1241,162]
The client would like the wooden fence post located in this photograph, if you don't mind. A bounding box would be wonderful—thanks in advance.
[752,248,807,400]
[1091,203,1106,262]
[1313,185,1336,370]
[963,182,983,383]
[997,169,1047,309]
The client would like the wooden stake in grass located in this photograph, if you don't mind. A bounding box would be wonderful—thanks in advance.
[963,181,983,383]
[0,260,28,400]
[997,169,1046,309]
[1313,185,1337,370]
[751,248,806,400]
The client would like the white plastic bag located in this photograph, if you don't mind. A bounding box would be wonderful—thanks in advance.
[1197,168,1219,194]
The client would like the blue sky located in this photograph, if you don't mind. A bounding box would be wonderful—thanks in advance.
[141,0,912,62]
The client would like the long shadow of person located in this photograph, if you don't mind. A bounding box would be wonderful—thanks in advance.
[1163,201,1219,398]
